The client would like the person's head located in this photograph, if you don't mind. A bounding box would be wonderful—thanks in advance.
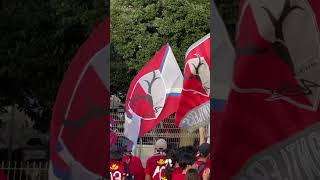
[162,147,178,180]
[184,169,201,180]
[155,138,167,152]
[198,143,210,158]
[178,152,196,171]
[166,147,178,167]
[110,145,124,161]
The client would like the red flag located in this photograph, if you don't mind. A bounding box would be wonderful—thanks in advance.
[214,1,320,179]
[125,44,183,139]
[175,34,210,132]
[49,17,109,179]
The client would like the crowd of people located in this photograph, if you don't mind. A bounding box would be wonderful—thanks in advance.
[110,138,211,180]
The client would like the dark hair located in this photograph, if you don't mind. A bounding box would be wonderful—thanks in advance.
[163,148,178,180]
[178,152,195,170]
[185,169,200,180]
[198,143,210,158]
[178,146,197,156]
[167,148,179,165]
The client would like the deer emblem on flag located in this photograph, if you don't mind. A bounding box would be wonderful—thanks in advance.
[128,69,166,119]
[184,53,210,96]
[233,0,320,111]
[125,44,183,138]
[129,70,163,114]
[262,0,303,74]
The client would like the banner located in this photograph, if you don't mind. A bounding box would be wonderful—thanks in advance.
[214,1,320,179]
[125,44,183,144]
[175,34,210,132]
[49,17,109,180]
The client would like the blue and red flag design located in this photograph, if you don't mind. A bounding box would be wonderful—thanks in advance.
[125,44,183,144]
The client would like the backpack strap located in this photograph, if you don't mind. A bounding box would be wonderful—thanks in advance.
[198,162,206,174]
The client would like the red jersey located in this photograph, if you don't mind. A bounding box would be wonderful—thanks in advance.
[172,173,185,180]
[145,153,167,180]
[109,160,125,180]
[171,167,183,177]
[122,155,145,180]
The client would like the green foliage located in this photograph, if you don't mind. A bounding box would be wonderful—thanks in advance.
[0,0,106,131]
[216,0,238,41]
[110,0,209,98]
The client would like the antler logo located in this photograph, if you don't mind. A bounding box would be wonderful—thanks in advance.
[184,54,210,96]
[128,70,166,119]
[234,0,320,111]
[262,0,302,74]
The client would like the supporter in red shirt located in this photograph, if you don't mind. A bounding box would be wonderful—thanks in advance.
[195,143,210,179]
[161,147,182,180]
[172,152,197,180]
[109,145,127,180]
[122,149,145,180]
[145,138,167,180]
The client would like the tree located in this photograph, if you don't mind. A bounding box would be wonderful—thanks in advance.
[110,0,210,98]
[216,0,238,41]
[0,0,106,132]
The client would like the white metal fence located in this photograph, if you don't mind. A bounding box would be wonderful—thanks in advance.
[0,161,48,180]
[110,112,200,147]
[0,113,201,178]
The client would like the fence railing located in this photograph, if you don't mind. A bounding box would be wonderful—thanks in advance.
[110,112,200,148]
[0,161,48,180]
[0,113,200,178]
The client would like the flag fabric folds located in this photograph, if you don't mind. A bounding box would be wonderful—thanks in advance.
[214,1,320,179]
[125,44,183,145]
[211,0,236,147]
[211,1,235,113]
[175,34,210,132]
[49,17,109,180]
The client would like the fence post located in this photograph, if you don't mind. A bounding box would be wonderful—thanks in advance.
[138,138,142,158]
